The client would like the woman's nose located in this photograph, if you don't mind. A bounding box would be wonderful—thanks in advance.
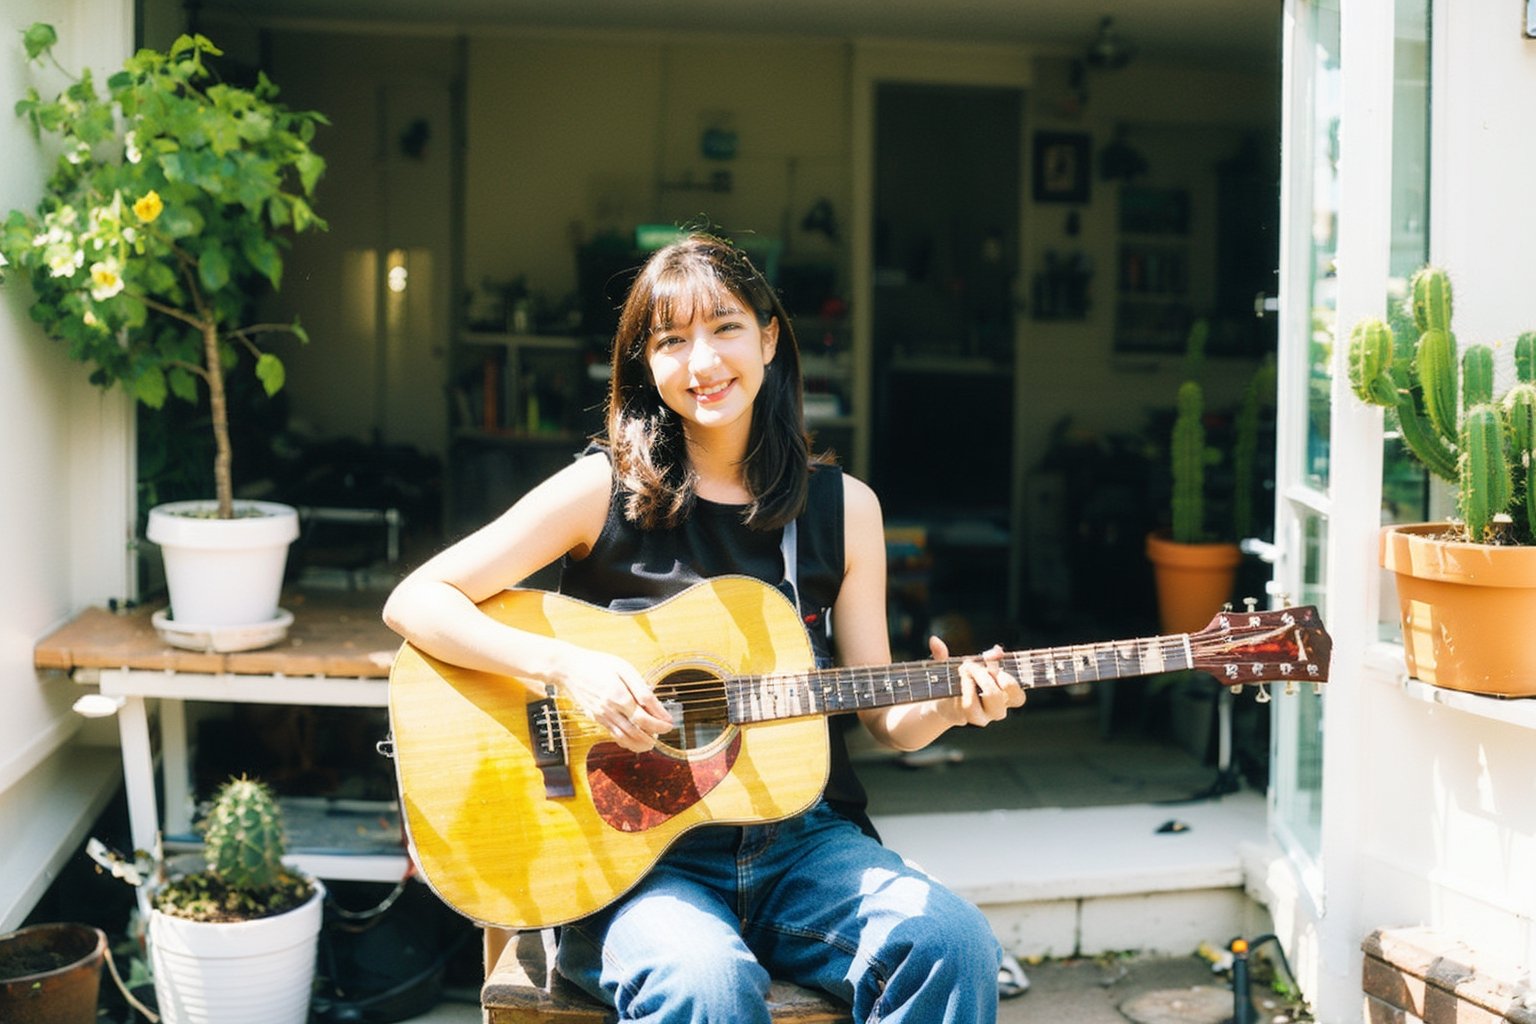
[688,336,721,372]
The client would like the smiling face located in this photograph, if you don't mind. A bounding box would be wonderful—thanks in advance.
[605,235,809,524]
[645,289,779,441]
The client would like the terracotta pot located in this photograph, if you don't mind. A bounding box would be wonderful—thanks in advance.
[1145,531,1242,635]
[0,923,106,1024]
[1380,523,1536,696]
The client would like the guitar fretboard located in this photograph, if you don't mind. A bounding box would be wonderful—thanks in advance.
[725,635,1194,724]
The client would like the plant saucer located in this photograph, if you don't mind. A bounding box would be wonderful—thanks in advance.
[151,608,294,653]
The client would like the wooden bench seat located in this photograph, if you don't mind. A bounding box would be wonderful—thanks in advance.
[483,928,852,1023]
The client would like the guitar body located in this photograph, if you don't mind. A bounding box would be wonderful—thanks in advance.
[388,576,830,929]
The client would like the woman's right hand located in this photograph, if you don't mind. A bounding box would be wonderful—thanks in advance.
[554,647,675,752]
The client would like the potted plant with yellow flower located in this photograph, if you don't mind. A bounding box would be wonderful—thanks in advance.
[1,24,327,646]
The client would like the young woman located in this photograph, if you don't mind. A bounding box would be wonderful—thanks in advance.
[383,233,1025,1023]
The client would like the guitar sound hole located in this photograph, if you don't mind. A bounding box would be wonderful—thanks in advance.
[654,668,729,751]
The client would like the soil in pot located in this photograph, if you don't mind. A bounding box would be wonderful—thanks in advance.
[0,922,107,1024]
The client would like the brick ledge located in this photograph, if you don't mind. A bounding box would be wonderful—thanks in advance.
[1362,926,1536,1023]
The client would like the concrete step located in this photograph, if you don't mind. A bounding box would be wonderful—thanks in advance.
[872,791,1270,958]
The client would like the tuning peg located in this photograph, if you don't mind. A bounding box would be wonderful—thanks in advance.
[1313,682,1323,696]
[1243,596,1258,612]
[1222,601,1234,612]
[1254,682,1272,703]
[1229,684,1243,696]
[1284,680,1298,696]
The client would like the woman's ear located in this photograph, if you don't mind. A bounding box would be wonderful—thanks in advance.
[762,316,780,365]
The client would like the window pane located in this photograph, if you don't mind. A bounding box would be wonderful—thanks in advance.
[1379,0,1433,640]
[1303,0,1342,491]
[1274,511,1326,853]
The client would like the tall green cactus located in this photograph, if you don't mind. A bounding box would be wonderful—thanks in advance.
[202,776,289,891]
[1171,379,1206,543]
[1507,384,1536,540]
[1233,355,1277,542]
[1166,319,1272,544]
[1348,265,1536,543]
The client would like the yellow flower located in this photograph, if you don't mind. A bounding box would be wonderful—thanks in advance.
[133,190,163,224]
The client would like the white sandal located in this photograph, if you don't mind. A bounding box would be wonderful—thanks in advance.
[998,953,1030,998]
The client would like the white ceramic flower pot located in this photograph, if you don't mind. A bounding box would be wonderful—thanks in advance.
[146,501,299,627]
[147,882,323,1024]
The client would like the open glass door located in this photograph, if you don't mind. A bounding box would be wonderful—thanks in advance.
[1271,0,1432,986]
[1270,0,1340,893]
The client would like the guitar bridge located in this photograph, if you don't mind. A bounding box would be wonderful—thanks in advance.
[528,692,574,799]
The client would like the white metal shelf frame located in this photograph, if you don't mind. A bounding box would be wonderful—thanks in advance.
[88,666,408,883]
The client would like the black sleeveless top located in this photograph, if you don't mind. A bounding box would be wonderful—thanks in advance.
[559,458,877,838]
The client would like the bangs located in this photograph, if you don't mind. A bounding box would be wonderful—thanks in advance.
[645,265,747,338]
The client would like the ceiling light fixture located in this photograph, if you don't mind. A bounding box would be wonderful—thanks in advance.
[1085,16,1135,71]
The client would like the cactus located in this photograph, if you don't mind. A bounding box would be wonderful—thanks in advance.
[1233,355,1277,542]
[1462,344,1496,407]
[1410,264,1453,333]
[1459,404,1511,543]
[1349,318,1397,406]
[202,776,288,892]
[1516,331,1536,384]
[1171,379,1206,543]
[1506,383,1536,540]
[1347,264,1536,544]
[1166,319,1273,544]
[152,775,312,922]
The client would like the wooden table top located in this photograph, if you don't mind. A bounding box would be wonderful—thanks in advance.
[34,591,401,678]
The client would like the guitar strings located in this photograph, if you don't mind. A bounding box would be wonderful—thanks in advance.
[529,635,1211,734]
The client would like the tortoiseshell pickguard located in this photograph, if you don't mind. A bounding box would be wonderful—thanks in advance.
[586,734,742,832]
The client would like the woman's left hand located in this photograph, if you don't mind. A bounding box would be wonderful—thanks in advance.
[929,636,1026,727]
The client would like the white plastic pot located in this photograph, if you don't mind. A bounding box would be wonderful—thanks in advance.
[146,501,299,628]
[147,881,323,1024]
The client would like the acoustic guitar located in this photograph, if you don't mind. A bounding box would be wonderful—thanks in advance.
[387,575,1331,929]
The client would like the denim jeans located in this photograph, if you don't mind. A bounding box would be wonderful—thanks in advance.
[555,799,1002,1023]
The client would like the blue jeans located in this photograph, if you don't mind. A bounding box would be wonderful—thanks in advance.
[555,800,1001,1023]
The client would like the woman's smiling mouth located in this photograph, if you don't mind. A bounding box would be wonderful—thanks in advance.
[691,379,736,404]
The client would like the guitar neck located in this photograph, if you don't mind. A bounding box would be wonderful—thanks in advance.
[726,634,1194,724]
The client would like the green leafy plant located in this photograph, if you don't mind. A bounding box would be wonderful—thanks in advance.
[1348,265,1536,544]
[154,776,311,923]
[0,24,327,518]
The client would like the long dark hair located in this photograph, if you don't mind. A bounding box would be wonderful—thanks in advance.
[605,233,818,530]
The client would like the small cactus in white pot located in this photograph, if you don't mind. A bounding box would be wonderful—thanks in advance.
[148,777,323,1024]
[153,776,312,921]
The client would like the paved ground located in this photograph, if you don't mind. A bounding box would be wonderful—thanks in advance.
[1001,954,1233,1023]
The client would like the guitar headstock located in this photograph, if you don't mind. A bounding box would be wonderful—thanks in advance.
[1188,605,1333,687]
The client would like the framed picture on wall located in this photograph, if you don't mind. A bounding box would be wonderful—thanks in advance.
[1032,132,1091,204]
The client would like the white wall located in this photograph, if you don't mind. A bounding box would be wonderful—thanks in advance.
[0,0,137,928]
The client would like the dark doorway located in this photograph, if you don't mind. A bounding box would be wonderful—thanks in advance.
[871,83,1021,522]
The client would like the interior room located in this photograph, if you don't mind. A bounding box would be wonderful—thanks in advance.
[131,0,1284,819]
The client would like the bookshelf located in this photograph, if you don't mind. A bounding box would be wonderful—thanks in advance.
[447,331,604,534]
[1114,186,1194,354]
